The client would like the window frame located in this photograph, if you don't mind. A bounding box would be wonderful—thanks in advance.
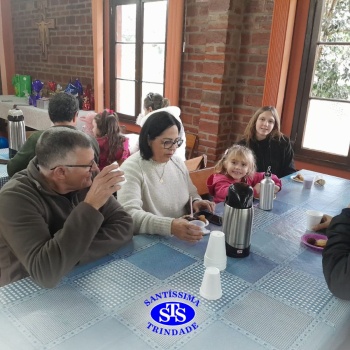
[291,0,350,168]
[109,0,168,123]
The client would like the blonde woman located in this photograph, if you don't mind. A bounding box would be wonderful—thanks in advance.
[238,106,296,178]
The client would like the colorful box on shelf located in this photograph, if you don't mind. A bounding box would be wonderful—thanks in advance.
[36,98,50,109]
[12,74,31,97]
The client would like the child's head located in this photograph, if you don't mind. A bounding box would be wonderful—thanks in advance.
[243,106,282,142]
[143,92,170,115]
[215,145,256,180]
[92,109,121,138]
[93,109,126,165]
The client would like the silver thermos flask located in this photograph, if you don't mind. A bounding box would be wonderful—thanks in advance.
[222,182,254,258]
[259,166,275,211]
[7,107,26,159]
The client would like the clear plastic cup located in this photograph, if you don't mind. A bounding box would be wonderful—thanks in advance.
[306,210,323,230]
[189,220,206,232]
[303,175,314,189]
[110,162,127,186]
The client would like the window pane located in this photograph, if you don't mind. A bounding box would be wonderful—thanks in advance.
[311,45,350,100]
[116,43,136,80]
[143,1,167,42]
[142,44,165,83]
[302,99,350,156]
[116,5,136,42]
[116,79,135,116]
[320,0,350,42]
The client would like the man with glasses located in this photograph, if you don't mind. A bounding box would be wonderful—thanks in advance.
[7,92,100,177]
[0,127,133,288]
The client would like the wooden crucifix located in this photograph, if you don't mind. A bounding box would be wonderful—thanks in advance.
[35,0,55,60]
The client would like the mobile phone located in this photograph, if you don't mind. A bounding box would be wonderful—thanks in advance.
[195,210,223,226]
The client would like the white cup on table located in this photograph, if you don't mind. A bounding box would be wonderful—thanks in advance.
[189,220,205,232]
[199,266,222,300]
[204,231,227,271]
[306,210,323,231]
[303,175,314,189]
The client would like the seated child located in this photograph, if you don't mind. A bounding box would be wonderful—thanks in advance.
[92,110,130,170]
[207,144,281,203]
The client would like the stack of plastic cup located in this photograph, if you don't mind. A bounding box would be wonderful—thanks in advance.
[204,231,227,271]
[199,267,222,300]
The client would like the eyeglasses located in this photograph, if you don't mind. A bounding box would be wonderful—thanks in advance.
[161,138,184,149]
[146,92,154,101]
[50,160,96,171]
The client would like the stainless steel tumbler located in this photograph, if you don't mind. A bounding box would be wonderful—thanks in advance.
[8,108,26,159]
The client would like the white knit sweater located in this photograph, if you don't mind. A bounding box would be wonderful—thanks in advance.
[118,152,201,236]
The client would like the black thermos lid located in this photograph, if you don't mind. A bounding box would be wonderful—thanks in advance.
[226,182,254,209]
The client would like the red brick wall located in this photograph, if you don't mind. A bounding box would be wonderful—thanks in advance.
[180,0,273,164]
[9,0,274,164]
[10,0,93,90]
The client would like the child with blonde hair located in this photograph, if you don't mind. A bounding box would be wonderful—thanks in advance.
[207,144,282,203]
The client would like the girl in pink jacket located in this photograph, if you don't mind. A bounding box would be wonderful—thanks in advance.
[207,144,282,203]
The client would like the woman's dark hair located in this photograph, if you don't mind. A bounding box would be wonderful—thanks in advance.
[94,110,125,165]
[143,92,169,111]
[139,111,181,160]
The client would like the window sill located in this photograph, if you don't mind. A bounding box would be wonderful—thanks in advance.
[119,121,141,134]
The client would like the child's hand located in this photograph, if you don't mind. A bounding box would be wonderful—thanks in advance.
[274,185,280,194]
[253,183,261,195]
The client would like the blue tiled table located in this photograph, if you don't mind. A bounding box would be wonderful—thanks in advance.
[1,170,350,350]
[0,148,9,188]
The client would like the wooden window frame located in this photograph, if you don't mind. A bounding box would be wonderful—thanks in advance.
[107,0,184,127]
[290,0,350,169]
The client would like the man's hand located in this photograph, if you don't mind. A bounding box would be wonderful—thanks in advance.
[312,214,333,231]
[84,163,125,210]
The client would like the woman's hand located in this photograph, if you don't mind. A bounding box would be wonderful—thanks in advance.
[274,185,281,194]
[193,200,215,213]
[312,214,333,231]
[171,218,203,242]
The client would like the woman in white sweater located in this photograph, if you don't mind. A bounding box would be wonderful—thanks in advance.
[119,111,214,242]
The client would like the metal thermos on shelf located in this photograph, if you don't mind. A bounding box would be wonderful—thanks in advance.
[222,182,254,258]
[259,166,275,211]
[7,106,26,159]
